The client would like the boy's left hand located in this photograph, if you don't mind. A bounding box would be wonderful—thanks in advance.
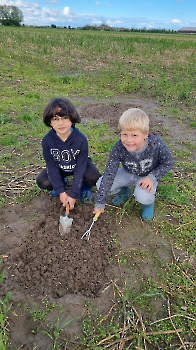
[139,177,153,192]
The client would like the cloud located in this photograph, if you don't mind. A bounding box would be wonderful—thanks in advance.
[92,19,102,24]
[171,19,181,23]
[106,19,122,25]
[61,6,75,18]
[62,6,71,16]
[42,6,59,17]
[0,0,40,8]
[175,0,182,2]
[45,0,57,4]
[94,2,101,5]
[107,4,113,7]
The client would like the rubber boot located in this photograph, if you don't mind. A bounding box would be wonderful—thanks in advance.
[51,177,68,197]
[112,187,133,206]
[80,182,92,203]
[141,202,154,221]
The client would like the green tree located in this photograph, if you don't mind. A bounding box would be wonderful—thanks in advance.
[0,5,23,26]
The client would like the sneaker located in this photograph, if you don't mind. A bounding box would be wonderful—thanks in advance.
[51,177,68,197]
[80,189,92,203]
[80,182,92,203]
[52,189,59,197]
[112,187,132,206]
[141,202,154,221]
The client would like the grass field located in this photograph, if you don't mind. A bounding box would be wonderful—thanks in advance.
[0,27,196,349]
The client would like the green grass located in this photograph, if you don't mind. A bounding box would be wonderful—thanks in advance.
[0,260,11,349]
[1,27,196,112]
[79,261,196,349]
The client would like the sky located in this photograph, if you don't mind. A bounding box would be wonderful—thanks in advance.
[1,0,196,30]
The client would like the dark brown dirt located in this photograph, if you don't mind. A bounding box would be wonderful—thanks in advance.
[2,201,115,299]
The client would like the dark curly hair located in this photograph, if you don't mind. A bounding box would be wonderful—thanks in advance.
[43,98,81,127]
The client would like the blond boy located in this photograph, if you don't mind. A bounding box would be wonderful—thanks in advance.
[94,108,174,221]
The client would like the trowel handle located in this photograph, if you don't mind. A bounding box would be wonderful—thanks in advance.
[93,211,101,221]
[66,204,70,215]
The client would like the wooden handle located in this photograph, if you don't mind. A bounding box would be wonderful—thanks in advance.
[66,204,70,215]
[93,212,101,221]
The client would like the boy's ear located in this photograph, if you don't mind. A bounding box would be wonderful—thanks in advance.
[145,132,149,139]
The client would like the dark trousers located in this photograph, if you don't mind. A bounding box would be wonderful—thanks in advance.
[36,158,101,191]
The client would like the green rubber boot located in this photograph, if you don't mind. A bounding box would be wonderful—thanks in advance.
[112,187,132,206]
[141,202,154,221]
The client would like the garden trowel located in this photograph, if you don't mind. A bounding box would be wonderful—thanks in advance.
[59,204,73,235]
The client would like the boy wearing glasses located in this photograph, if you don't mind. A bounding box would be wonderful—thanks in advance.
[36,98,100,209]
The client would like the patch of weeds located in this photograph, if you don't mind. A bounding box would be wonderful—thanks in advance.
[170,108,180,115]
[157,172,193,206]
[0,260,12,350]
[16,112,37,123]
[0,153,15,167]
[149,259,196,347]
[30,298,58,326]
[13,188,47,205]
[175,160,196,172]
[178,140,196,150]
[30,298,72,349]
[0,135,17,147]
[43,317,73,350]
[0,195,6,207]
[0,115,12,124]
[161,135,170,144]
[78,278,173,349]
[190,121,196,128]
[79,257,196,349]
[173,149,192,159]
[117,249,150,269]
[156,205,196,257]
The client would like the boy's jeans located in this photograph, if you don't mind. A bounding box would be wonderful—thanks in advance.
[96,168,158,206]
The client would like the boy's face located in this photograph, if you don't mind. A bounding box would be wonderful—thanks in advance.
[50,115,72,137]
[120,129,148,152]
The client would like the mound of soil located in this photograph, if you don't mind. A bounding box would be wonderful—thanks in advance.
[2,201,115,299]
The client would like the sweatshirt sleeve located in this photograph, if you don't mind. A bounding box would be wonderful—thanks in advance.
[95,142,121,209]
[147,137,174,183]
[69,139,88,199]
[42,138,65,195]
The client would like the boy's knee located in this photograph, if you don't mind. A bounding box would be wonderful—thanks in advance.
[36,176,52,190]
[134,189,155,205]
[85,173,101,187]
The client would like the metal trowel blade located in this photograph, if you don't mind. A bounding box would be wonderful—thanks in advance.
[59,215,73,235]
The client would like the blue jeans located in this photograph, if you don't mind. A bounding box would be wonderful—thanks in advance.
[96,168,158,205]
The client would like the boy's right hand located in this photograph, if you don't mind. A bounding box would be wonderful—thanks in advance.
[93,207,104,214]
[60,192,69,207]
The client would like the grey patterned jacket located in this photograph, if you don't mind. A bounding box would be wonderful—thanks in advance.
[95,133,174,209]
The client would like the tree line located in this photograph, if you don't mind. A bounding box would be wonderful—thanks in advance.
[0,5,177,33]
[0,5,23,26]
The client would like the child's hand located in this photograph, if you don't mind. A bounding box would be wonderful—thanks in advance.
[67,197,76,210]
[93,207,104,214]
[60,192,69,207]
[139,177,153,192]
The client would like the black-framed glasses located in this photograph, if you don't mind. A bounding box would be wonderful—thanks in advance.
[51,116,70,123]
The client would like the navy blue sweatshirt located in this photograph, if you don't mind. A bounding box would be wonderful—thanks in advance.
[95,133,174,209]
[42,127,88,198]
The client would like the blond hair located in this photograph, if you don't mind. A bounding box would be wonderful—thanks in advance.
[118,108,149,134]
